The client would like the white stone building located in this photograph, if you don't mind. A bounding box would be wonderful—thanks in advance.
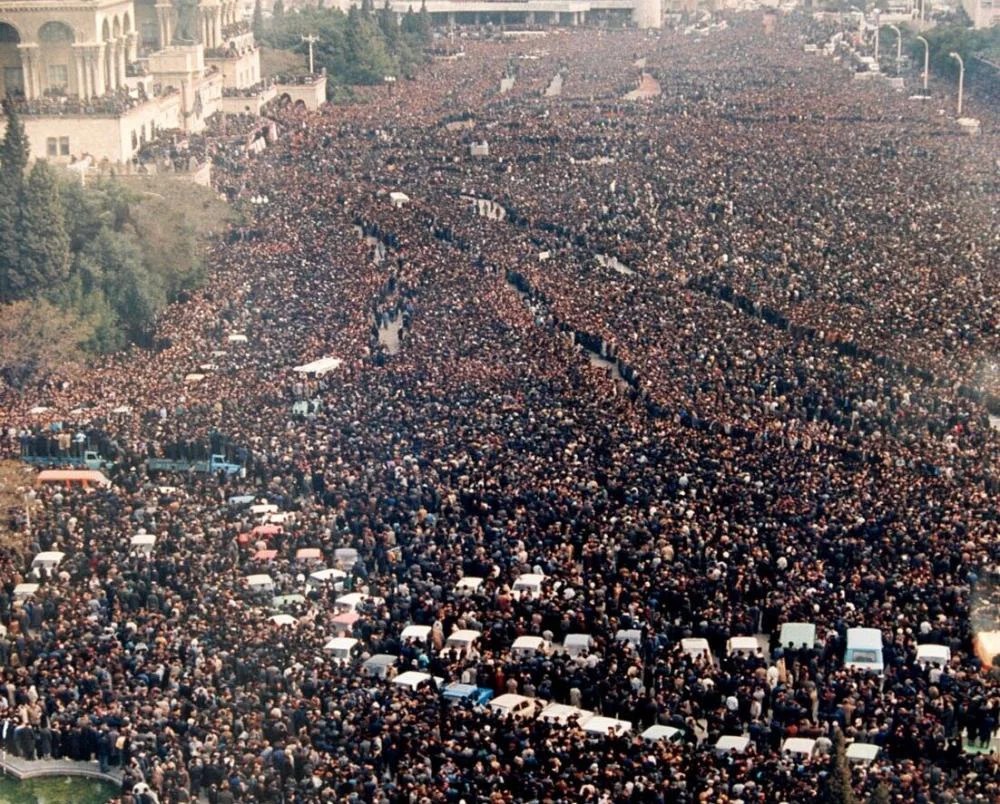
[0,0,266,163]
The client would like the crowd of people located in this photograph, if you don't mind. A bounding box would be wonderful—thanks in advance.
[1,10,999,804]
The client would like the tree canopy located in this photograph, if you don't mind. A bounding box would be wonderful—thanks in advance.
[262,3,431,88]
[0,106,232,383]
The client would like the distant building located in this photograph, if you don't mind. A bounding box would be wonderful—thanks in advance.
[0,0,269,163]
[961,0,999,28]
[375,0,664,30]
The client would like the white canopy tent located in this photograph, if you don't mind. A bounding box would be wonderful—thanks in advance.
[293,357,343,376]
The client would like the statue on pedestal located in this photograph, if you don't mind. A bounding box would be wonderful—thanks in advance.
[172,0,200,45]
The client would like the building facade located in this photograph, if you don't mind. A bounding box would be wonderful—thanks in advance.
[961,0,998,28]
[0,0,263,163]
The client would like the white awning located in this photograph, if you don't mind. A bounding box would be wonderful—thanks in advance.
[293,357,343,375]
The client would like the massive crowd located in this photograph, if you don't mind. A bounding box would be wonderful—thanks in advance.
[1,10,999,804]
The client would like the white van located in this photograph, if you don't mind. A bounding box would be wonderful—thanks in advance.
[454,577,484,596]
[245,573,275,594]
[362,653,398,678]
[680,638,713,665]
[845,742,880,764]
[445,629,482,655]
[392,671,442,692]
[582,716,632,737]
[31,551,66,578]
[727,636,762,658]
[539,703,594,727]
[714,735,751,754]
[323,637,360,665]
[334,547,359,570]
[641,725,684,744]
[563,633,594,657]
[400,624,432,644]
[130,534,156,555]
[512,635,550,657]
[307,568,347,591]
[915,643,951,668]
[781,737,819,758]
[511,573,545,600]
[13,583,40,600]
[844,628,884,675]
[489,694,540,721]
[335,593,384,613]
[778,622,817,651]
[615,629,642,648]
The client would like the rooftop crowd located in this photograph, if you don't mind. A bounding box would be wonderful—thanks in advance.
[1,10,999,804]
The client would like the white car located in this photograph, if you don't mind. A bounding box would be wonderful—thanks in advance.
[582,716,632,737]
[489,694,541,721]
[641,725,684,744]
[245,574,275,594]
[562,634,594,657]
[915,644,951,668]
[454,576,484,596]
[538,703,594,726]
[511,573,545,600]
[392,671,442,692]
[445,629,482,655]
[400,624,432,644]
[512,635,550,657]
[680,638,713,664]
[844,628,884,675]
[727,636,761,657]
[323,637,360,664]
[715,735,751,754]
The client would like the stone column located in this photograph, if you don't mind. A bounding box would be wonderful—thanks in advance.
[73,45,87,98]
[526,11,534,24]
[105,44,115,91]
[117,39,126,86]
[156,3,174,48]
[17,44,39,100]
[93,44,107,96]
[84,48,97,100]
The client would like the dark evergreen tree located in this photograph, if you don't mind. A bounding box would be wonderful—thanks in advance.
[0,100,30,300]
[401,5,418,35]
[418,0,432,44]
[252,0,264,39]
[18,161,71,296]
[272,0,285,17]
[819,728,857,804]
[379,0,401,51]
[361,0,374,15]
[0,99,29,187]
[0,180,18,302]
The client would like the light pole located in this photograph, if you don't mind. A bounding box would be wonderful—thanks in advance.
[949,51,964,117]
[873,11,880,65]
[916,34,929,92]
[850,6,863,42]
[301,34,319,74]
[887,24,901,75]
